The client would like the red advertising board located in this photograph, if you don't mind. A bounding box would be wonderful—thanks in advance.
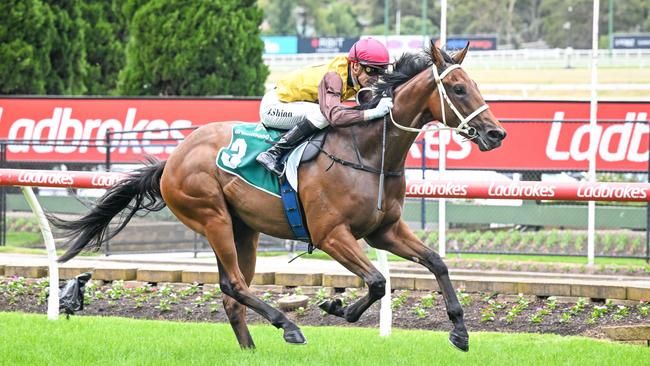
[0,97,648,171]
[410,100,649,171]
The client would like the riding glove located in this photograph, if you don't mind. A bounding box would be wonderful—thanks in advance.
[364,97,394,121]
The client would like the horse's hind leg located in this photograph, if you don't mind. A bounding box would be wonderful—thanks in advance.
[221,217,259,349]
[366,219,469,352]
[206,216,306,345]
[162,172,304,346]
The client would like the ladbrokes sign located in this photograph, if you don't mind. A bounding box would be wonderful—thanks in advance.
[0,98,260,163]
[0,98,648,171]
[407,100,649,172]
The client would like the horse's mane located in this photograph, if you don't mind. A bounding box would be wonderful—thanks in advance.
[354,47,455,111]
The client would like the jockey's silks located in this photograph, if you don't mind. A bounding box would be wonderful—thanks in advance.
[275,55,360,103]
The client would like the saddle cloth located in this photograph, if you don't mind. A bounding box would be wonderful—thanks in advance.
[216,123,319,196]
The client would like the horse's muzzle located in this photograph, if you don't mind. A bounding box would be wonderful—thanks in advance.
[477,127,507,151]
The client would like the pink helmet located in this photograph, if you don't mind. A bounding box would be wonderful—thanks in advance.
[348,38,390,67]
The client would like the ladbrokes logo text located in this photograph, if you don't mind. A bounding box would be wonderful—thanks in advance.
[6,107,192,155]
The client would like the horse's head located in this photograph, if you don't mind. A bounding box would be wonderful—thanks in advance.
[426,42,506,151]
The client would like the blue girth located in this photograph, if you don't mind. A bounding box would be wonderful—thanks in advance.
[279,176,311,244]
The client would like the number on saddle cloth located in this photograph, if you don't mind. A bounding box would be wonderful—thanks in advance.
[216,124,284,196]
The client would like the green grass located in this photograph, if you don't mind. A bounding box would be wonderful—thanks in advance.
[454,253,650,266]
[261,250,649,267]
[259,250,405,262]
[6,231,42,247]
[1,312,648,366]
[0,246,50,255]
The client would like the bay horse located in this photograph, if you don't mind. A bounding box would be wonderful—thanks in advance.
[53,42,506,351]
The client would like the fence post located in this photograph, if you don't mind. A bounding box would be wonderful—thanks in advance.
[105,131,112,172]
[194,232,198,258]
[420,138,426,230]
[0,143,5,246]
[647,122,649,264]
[104,132,112,257]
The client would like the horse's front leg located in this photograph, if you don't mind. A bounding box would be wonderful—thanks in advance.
[316,224,386,323]
[366,219,469,352]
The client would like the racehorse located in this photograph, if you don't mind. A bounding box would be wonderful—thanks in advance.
[53,42,506,351]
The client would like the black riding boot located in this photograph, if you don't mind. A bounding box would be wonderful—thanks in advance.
[256,119,320,176]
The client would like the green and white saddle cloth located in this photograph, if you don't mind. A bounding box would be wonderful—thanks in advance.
[216,123,284,197]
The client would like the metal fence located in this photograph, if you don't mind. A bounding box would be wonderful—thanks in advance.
[0,119,648,261]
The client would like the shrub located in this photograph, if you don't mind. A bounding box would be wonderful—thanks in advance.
[544,230,560,252]
[559,231,573,252]
[601,233,615,253]
[631,236,643,252]
[574,233,586,253]
[118,0,268,96]
[532,231,545,251]
[427,231,439,247]
[614,233,628,254]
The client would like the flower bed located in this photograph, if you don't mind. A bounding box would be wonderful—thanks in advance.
[1,276,649,339]
[414,229,648,258]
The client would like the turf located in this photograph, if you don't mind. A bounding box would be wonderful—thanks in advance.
[261,250,650,267]
[1,312,648,366]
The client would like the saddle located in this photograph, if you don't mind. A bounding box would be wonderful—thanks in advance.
[301,128,328,162]
[277,128,328,247]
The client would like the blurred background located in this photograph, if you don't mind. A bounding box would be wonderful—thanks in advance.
[0,0,649,272]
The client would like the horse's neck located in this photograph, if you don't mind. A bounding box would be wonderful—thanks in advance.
[326,68,435,173]
[368,69,436,171]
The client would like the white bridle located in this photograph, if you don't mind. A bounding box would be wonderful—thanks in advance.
[387,63,489,138]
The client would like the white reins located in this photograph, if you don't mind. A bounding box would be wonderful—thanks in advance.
[387,63,489,139]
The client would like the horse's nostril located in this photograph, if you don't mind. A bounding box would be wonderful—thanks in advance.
[486,129,506,142]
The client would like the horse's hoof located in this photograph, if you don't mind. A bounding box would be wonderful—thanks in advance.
[448,331,469,352]
[318,299,345,317]
[284,329,307,345]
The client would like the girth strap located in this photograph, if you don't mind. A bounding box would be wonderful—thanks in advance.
[312,142,404,177]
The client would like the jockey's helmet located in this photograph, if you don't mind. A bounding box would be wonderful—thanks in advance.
[347,38,390,68]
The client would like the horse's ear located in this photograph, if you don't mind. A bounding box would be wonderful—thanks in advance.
[452,42,470,64]
[429,39,445,69]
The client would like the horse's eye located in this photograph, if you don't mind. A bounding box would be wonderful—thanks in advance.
[453,85,466,95]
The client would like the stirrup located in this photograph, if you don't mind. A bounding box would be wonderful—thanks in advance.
[257,152,285,176]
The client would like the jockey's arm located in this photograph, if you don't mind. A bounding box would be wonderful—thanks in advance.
[317,72,365,127]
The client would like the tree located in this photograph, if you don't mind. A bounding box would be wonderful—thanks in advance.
[118,0,268,96]
[360,0,441,37]
[261,0,297,35]
[316,2,362,36]
[80,1,125,95]
[612,0,650,33]
[43,0,88,95]
[0,0,55,94]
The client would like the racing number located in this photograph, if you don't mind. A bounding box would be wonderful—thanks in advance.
[221,138,248,169]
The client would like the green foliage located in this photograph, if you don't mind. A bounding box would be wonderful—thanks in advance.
[43,0,88,95]
[456,288,472,307]
[79,1,127,95]
[118,0,268,96]
[261,0,297,35]
[544,230,560,251]
[0,0,55,94]
[391,291,409,311]
[315,2,361,37]
[427,231,439,246]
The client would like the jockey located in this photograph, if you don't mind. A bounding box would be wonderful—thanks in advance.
[256,37,394,176]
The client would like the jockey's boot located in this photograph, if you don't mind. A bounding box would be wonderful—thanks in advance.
[256,119,319,176]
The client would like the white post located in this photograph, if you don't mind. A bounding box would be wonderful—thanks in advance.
[20,186,59,319]
[587,0,600,266]
[440,0,447,47]
[438,0,448,258]
[375,249,392,337]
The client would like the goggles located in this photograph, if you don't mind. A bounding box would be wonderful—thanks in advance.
[361,65,386,76]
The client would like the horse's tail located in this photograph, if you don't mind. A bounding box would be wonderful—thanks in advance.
[51,160,167,263]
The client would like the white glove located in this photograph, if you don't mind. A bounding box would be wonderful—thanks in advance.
[364,97,393,121]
